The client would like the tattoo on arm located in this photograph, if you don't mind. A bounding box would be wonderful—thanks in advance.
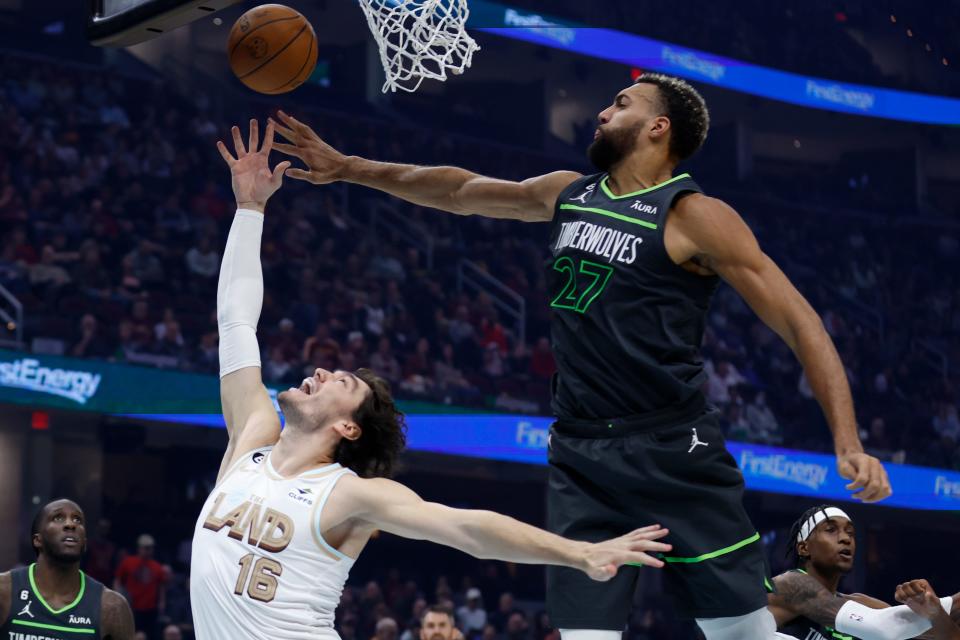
[101,589,135,640]
[773,572,849,630]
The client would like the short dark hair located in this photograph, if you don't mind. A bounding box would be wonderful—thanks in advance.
[31,498,81,558]
[634,72,709,161]
[421,604,455,624]
[786,504,833,567]
[335,368,407,478]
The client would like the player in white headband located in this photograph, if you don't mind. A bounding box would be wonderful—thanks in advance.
[767,505,960,640]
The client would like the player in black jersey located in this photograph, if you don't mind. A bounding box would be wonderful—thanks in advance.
[0,499,134,639]
[270,72,891,639]
[768,505,959,640]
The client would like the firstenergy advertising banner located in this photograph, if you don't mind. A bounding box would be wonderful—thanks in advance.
[2,349,958,510]
[468,1,960,125]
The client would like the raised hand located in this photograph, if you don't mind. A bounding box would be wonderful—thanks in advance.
[837,451,892,503]
[217,119,291,212]
[582,524,671,581]
[270,110,350,185]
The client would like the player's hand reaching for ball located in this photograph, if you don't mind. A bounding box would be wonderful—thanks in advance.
[582,524,671,581]
[270,111,348,185]
[217,119,291,213]
[837,451,892,503]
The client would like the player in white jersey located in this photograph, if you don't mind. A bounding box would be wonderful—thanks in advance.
[190,120,675,640]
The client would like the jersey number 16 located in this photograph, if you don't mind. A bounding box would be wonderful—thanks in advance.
[235,554,282,603]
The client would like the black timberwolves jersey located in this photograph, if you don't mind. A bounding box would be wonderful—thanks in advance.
[777,570,861,640]
[1,564,104,639]
[547,172,719,420]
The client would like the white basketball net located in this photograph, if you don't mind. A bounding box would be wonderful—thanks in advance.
[358,0,480,93]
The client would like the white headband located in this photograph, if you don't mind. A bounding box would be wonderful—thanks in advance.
[797,507,852,542]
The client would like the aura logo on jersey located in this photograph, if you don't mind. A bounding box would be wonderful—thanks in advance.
[203,493,295,553]
[0,357,101,405]
[554,220,643,265]
[630,201,658,215]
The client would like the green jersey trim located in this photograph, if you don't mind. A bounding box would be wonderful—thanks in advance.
[559,204,658,230]
[599,173,692,199]
[662,532,761,564]
[12,619,96,634]
[29,563,86,615]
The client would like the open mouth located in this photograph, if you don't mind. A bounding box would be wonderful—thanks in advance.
[62,536,79,546]
[296,377,318,396]
[838,549,853,559]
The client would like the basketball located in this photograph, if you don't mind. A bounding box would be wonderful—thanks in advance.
[227,4,317,95]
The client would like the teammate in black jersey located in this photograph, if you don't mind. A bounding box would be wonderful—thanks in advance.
[269,72,891,639]
[768,505,959,640]
[0,499,134,639]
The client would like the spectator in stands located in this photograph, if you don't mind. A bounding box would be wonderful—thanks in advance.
[371,336,402,383]
[504,612,530,640]
[71,313,114,359]
[421,604,459,640]
[85,518,117,586]
[705,360,745,405]
[489,593,522,633]
[744,390,781,444]
[374,618,399,640]
[114,533,168,640]
[184,235,219,280]
[528,338,556,380]
[933,402,960,443]
[456,588,487,639]
[160,625,181,640]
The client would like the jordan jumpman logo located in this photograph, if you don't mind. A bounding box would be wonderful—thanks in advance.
[687,428,709,453]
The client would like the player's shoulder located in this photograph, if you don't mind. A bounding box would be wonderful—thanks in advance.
[100,587,130,612]
[771,569,831,601]
[332,474,407,506]
[100,587,135,638]
[671,192,734,218]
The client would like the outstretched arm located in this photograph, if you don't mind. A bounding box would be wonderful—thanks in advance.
[668,193,891,503]
[215,120,291,482]
[333,475,670,580]
[270,111,580,222]
[769,571,950,640]
[896,580,960,640]
[101,589,135,640]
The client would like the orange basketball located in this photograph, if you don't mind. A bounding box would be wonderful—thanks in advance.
[228,4,318,95]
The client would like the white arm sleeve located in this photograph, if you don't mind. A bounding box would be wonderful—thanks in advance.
[217,209,265,378]
[834,598,953,640]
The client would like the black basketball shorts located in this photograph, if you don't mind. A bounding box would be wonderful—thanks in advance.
[546,397,770,629]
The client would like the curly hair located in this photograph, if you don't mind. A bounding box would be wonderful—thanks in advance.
[334,368,407,478]
[634,72,710,161]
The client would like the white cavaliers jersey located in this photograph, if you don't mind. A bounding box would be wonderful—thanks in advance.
[191,447,356,639]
